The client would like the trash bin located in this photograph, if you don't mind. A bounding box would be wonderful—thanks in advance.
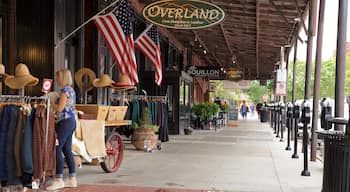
[318,117,349,192]
[319,131,348,192]
[260,107,268,122]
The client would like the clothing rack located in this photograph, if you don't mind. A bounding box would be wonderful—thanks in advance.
[0,95,50,188]
[125,95,168,103]
[0,95,48,103]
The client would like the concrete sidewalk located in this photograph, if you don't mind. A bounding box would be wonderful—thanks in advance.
[72,119,323,192]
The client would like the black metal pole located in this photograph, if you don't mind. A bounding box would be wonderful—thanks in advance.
[286,104,293,150]
[280,103,285,142]
[334,0,348,130]
[276,104,280,138]
[292,105,299,159]
[274,104,277,134]
[311,0,326,162]
[301,102,311,176]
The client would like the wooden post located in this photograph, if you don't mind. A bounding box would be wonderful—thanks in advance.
[19,88,24,96]
[311,0,326,162]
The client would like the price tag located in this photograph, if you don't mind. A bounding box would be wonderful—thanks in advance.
[32,181,40,189]
[42,79,53,93]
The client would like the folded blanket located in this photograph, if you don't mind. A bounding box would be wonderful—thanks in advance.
[79,119,106,157]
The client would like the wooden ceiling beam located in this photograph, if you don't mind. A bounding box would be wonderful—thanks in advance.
[192,30,224,67]
[293,0,308,35]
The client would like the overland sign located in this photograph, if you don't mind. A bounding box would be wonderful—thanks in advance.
[142,0,225,29]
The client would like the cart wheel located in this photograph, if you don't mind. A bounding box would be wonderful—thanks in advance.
[100,133,124,173]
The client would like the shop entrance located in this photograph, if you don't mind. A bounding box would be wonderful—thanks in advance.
[179,79,191,134]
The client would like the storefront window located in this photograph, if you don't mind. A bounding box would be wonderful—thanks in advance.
[185,83,189,112]
[180,80,184,113]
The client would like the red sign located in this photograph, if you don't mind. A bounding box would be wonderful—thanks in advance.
[275,82,287,96]
[42,79,53,93]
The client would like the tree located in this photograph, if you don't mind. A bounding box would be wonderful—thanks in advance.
[247,81,269,103]
[213,80,242,101]
[287,58,336,101]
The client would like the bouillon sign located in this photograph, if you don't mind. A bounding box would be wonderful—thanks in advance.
[142,0,225,29]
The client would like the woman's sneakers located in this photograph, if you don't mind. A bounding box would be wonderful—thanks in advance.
[64,178,77,188]
[46,180,64,191]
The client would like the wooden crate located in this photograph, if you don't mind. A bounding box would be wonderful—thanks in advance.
[76,104,109,120]
[106,106,128,121]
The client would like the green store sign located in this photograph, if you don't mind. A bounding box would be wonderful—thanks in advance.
[142,0,226,29]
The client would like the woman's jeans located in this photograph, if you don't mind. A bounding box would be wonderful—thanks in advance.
[55,118,76,178]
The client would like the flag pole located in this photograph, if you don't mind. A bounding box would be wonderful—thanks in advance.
[55,0,121,49]
[135,24,154,42]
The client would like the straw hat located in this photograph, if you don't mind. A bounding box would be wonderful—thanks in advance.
[93,74,115,88]
[113,74,132,87]
[112,74,136,92]
[5,63,39,89]
[0,64,8,78]
[74,68,96,91]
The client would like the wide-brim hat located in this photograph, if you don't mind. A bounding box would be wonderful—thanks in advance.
[112,74,136,92]
[4,63,39,89]
[0,64,8,78]
[75,68,96,92]
[93,74,115,88]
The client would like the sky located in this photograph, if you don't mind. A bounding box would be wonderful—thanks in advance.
[288,1,350,62]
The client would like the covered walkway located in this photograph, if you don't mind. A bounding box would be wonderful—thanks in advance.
[57,119,323,192]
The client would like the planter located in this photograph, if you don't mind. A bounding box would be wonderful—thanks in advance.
[132,128,158,150]
[184,127,193,135]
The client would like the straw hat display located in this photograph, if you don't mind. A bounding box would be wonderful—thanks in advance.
[74,68,96,92]
[92,74,115,88]
[0,64,8,80]
[112,74,136,92]
[4,63,39,89]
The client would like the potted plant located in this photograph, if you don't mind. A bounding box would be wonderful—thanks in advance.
[192,102,220,129]
[221,104,230,112]
[131,107,159,150]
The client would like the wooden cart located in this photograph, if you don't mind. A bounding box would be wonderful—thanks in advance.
[76,105,131,173]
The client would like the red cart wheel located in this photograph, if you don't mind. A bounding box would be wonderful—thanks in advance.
[100,133,124,173]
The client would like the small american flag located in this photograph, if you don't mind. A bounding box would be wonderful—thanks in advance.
[93,0,138,85]
[135,25,162,86]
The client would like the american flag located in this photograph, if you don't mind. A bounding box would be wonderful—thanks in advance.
[93,0,138,85]
[135,25,162,86]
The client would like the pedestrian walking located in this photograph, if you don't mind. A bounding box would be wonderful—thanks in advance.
[240,101,249,119]
[250,103,255,117]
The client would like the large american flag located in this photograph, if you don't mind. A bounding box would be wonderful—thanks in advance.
[135,25,162,86]
[93,0,138,85]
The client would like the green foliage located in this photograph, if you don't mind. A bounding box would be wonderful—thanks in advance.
[287,59,337,100]
[192,102,220,121]
[139,107,151,126]
[213,80,242,101]
[134,107,159,132]
[345,57,350,96]
[221,104,230,112]
[247,81,269,103]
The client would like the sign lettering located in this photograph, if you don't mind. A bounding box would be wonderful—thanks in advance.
[143,0,226,29]
[186,66,222,77]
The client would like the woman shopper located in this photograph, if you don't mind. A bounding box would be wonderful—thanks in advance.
[47,69,77,190]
